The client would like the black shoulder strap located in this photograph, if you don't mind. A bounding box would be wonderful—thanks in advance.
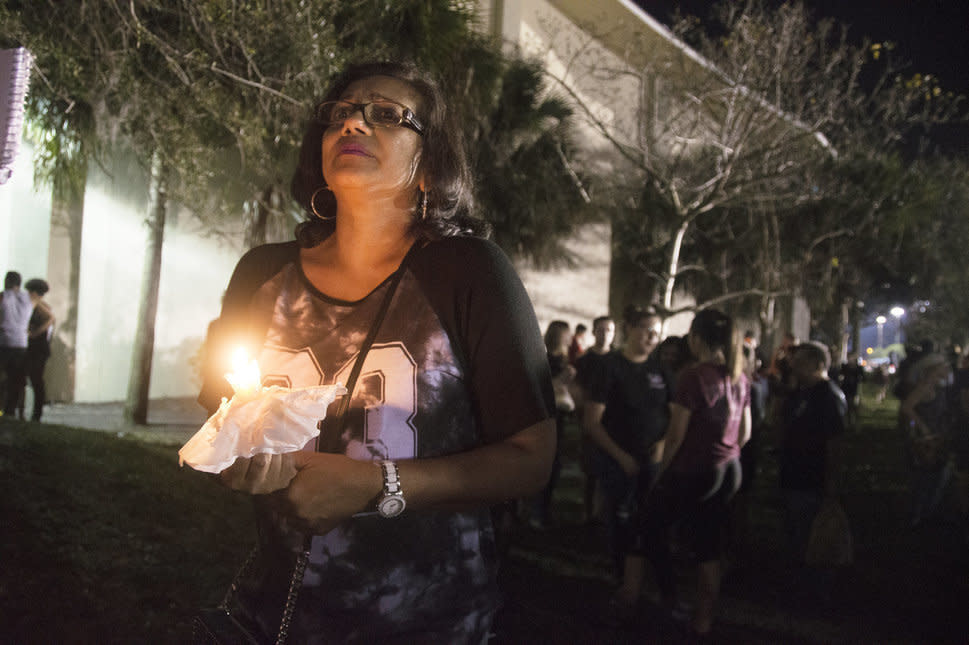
[330,263,406,434]
[319,242,418,450]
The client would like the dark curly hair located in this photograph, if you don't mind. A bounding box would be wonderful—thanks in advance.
[291,61,489,247]
[24,278,49,296]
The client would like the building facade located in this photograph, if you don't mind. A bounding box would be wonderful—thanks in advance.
[1,0,810,404]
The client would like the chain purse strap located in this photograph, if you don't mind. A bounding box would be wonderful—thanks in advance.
[274,547,311,645]
[275,255,408,644]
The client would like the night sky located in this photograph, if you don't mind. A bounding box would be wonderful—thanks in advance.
[636,1,969,93]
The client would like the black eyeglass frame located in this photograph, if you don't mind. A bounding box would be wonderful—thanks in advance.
[315,100,425,136]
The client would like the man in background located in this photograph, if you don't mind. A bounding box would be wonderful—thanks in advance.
[573,315,616,523]
[779,342,847,602]
[0,271,33,418]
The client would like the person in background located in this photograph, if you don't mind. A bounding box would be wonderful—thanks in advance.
[0,271,33,419]
[640,309,750,640]
[743,329,759,367]
[583,305,667,623]
[837,352,864,428]
[901,353,954,528]
[574,317,616,402]
[951,351,969,543]
[768,331,797,382]
[778,342,846,602]
[200,61,555,643]
[655,335,693,392]
[23,279,54,422]
[574,315,616,523]
[568,322,589,364]
[531,320,576,528]
[765,331,799,434]
[730,343,769,561]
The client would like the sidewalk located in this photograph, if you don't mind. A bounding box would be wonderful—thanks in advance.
[39,396,208,444]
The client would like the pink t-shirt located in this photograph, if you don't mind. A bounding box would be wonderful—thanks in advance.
[670,362,750,472]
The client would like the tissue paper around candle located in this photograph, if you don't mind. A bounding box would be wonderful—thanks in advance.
[179,383,347,473]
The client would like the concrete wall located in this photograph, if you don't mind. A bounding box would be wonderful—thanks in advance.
[2,142,244,402]
[479,0,639,335]
[0,143,50,281]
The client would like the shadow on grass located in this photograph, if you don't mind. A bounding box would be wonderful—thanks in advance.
[0,422,253,642]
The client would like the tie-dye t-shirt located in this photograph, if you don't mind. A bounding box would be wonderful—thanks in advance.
[199,236,553,643]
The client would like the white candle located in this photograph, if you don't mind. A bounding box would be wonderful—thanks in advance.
[225,347,262,396]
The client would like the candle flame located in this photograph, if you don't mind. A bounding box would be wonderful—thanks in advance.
[226,347,262,395]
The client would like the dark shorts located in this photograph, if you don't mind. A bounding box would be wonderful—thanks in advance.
[639,458,742,562]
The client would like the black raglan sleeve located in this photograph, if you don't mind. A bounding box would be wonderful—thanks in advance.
[410,237,555,444]
[197,241,299,414]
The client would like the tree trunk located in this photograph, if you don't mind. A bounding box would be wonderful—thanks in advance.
[850,301,863,358]
[760,207,782,351]
[46,160,87,402]
[838,299,850,365]
[123,151,167,425]
[661,219,690,333]
[244,184,285,248]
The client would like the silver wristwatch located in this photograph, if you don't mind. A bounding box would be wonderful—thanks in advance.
[376,460,406,518]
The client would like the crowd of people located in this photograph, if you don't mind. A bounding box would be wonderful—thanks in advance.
[527,312,969,640]
[0,270,54,422]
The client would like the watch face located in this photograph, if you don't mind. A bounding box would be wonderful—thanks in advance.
[378,495,405,518]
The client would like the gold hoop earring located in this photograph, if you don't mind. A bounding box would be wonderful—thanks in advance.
[310,186,335,221]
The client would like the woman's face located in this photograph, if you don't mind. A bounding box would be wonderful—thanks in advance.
[686,330,701,358]
[320,75,425,199]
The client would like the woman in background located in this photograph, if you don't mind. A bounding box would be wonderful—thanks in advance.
[901,353,954,527]
[531,320,576,528]
[641,309,750,640]
[24,278,54,422]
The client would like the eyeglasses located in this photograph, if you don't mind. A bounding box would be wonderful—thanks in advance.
[315,100,425,136]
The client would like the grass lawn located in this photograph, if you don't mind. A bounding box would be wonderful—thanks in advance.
[0,423,253,642]
[1,391,967,643]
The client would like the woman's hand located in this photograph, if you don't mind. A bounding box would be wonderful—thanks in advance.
[220,452,383,535]
[285,452,384,534]
[220,452,298,494]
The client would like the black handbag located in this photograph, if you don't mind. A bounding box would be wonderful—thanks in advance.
[192,534,311,645]
[191,608,263,645]
[191,250,409,644]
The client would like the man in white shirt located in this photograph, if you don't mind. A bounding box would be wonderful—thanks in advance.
[0,271,33,418]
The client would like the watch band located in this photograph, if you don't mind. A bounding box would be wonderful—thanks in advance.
[376,460,406,518]
[380,460,402,495]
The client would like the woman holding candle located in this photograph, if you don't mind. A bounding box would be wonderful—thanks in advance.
[198,61,555,643]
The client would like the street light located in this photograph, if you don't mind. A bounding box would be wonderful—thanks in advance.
[876,315,887,348]
[890,306,905,344]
